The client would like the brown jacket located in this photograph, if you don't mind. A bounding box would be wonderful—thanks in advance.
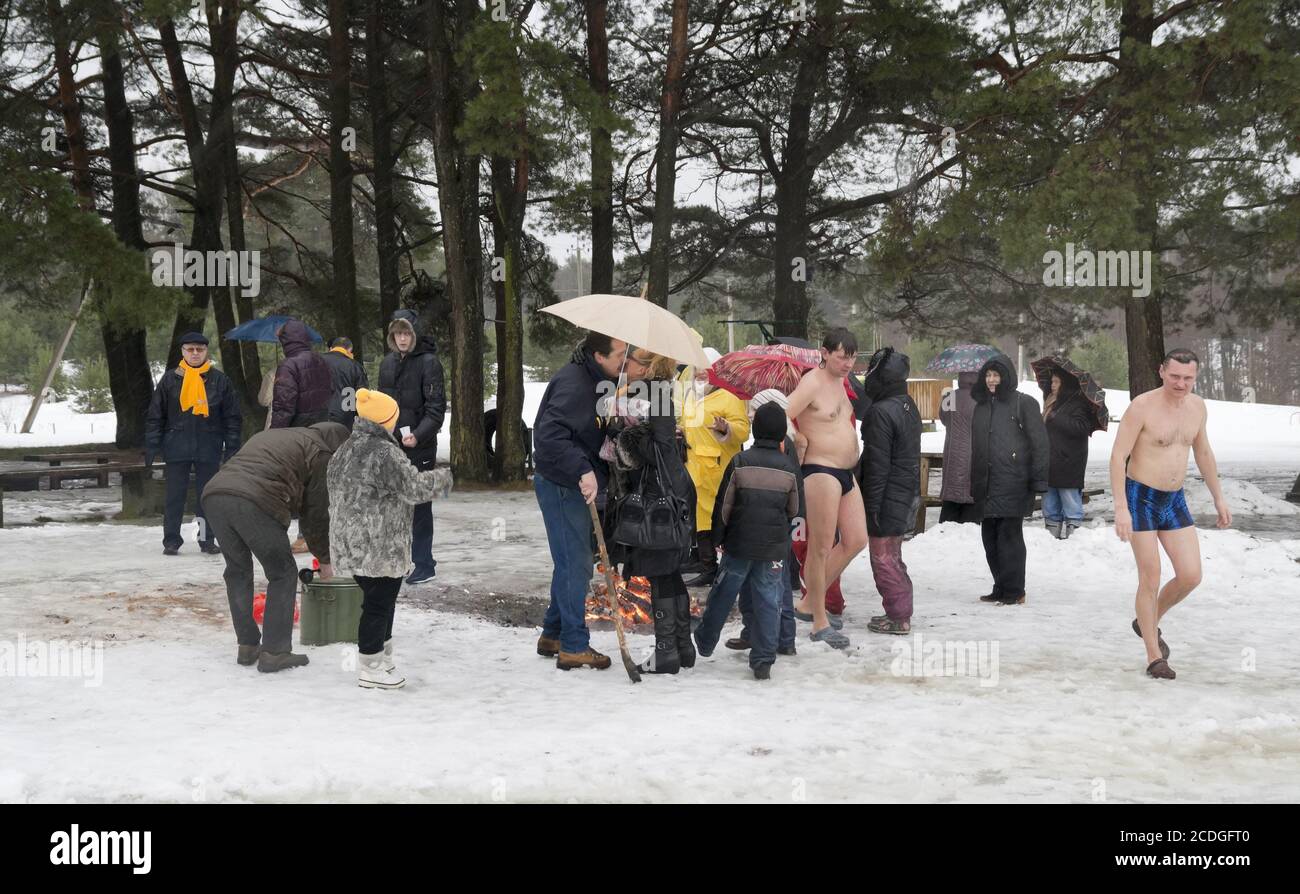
[203,422,349,563]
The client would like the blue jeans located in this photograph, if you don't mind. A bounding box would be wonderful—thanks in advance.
[1043,487,1084,524]
[739,552,796,651]
[534,474,594,654]
[696,553,786,668]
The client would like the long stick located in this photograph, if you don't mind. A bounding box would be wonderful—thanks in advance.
[588,502,641,683]
[22,277,93,433]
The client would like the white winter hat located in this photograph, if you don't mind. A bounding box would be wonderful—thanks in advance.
[748,388,790,438]
[703,346,722,366]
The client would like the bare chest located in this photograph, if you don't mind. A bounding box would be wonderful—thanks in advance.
[1139,408,1200,449]
[804,385,850,426]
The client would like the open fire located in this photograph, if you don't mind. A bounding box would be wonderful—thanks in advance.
[587,564,702,627]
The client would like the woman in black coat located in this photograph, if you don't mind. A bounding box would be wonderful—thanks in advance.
[1040,368,1094,539]
[611,349,696,675]
[969,357,1049,605]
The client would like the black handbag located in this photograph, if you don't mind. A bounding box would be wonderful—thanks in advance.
[612,441,692,551]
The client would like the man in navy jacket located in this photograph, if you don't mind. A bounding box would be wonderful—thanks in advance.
[532,332,627,671]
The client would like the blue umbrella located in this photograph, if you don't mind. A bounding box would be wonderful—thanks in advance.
[224,315,323,344]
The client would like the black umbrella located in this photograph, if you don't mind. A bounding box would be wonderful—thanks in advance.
[1031,355,1109,433]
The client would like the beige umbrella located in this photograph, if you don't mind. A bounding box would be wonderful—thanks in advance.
[541,293,709,368]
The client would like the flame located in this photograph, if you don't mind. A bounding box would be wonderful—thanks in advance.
[586,564,702,626]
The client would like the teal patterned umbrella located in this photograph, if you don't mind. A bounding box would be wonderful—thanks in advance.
[925,343,1009,374]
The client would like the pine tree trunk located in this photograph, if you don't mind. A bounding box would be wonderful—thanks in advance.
[585,0,614,293]
[428,0,487,481]
[645,0,689,307]
[329,0,361,355]
[98,24,154,449]
[368,0,401,332]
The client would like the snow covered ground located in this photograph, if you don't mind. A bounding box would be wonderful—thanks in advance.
[2,378,1298,802]
[2,488,1298,804]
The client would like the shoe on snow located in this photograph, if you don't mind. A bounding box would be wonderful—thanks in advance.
[867,617,911,635]
[793,609,843,629]
[1132,618,1170,660]
[1146,658,1176,680]
[752,663,772,681]
[359,654,406,690]
[405,568,436,586]
[993,592,1026,605]
[556,648,611,671]
[536,634,562,657]
[725,636,751,651]
[777,644,797,656]
[257,651,309,673]
[163,546,179,556]
[200,543,222,555]
[237,644,261,666]
[809,626,850,649]
[978,590,1003,603]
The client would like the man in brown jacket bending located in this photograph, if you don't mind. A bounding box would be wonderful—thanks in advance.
[203,422,349,672]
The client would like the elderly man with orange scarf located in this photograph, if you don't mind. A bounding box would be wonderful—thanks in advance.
[144,332,243,556]
[681,352,750,587]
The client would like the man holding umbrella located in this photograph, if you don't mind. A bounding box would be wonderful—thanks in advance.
[532,332,628,670]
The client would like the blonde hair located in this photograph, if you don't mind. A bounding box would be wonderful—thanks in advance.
[633,350,677,382]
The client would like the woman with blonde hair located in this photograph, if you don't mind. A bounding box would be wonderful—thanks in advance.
[609,348,697,674]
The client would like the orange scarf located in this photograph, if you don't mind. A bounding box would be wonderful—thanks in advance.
[178,360,212,417]
[329,345,354,360]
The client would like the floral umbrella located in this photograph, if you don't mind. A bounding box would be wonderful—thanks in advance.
[707,343,822,399]
[925,343,1009,375]
[1030,355,1110,433]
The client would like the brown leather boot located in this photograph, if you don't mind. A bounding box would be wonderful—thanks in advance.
[1146,658,1176,680]
[536,635,561,657]
[556,648,611,670]
[237,644,261,666]
[258,651,309,673]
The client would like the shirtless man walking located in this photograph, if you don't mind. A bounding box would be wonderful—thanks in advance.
[786,328,867,649]
[1111,349,1231,680]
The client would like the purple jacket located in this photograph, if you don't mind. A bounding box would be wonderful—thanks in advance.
[271,320,332,428]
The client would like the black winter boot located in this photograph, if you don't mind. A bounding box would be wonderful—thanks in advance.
[638,597,680,674]
[675,587,696,669]
[684,532,717,587]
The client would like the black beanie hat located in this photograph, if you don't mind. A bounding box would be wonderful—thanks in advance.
[179,331,208,346]
[753,402,787,442]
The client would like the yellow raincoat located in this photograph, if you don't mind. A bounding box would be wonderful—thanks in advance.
[682,385,751,532]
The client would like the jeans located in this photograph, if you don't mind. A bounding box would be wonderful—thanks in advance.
[355,575,402,655]
[410,458,437,575]
[163,460,219,549]
[696,553,786,668]
[203,493,299,653]
[1043,488,1084,524]
[739,545,796,650]
[534,474,594,654]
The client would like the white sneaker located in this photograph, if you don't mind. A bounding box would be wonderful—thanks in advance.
[382,639,395,673]
[359,653,406,689]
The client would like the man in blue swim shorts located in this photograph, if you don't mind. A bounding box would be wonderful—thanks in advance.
[1110,349,1232,681]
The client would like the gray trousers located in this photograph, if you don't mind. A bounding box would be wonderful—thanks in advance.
[203,493,300,653]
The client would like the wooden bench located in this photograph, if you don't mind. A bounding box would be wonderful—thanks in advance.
[914,451,1103,532]
[21,451,134,466]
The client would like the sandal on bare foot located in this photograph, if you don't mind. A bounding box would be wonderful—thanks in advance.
[793,608,843,629]
[809,626,851,649]
[1146,658,1176,680]
[1132,619,1170,660]
[867,617,911,635]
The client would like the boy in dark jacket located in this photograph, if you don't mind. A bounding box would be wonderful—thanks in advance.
[322,336,369,428]
[969,357,1049,605]
[694,403,805,679]
[857,348,922,634]
[144,332,242,556]
[377,309,447,584]
[270,319,332,428]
